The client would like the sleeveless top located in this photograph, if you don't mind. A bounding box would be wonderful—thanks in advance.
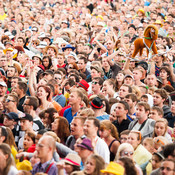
[109,139,117,161]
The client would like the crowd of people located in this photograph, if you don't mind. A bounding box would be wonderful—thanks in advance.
[0,0,175,174]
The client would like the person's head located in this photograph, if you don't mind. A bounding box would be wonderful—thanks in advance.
[0,143,14,174]
[23,131,36,151]
[149,106,164,121]
[77,57,87,71]
[4,94,18,110]
[84,154,105,175]
[36,135,56,162]
[115,101,129,118]
[78,108,95,118]
[103,79,116,94]
[12,81,27,96]
[105,40,114,51]
[0,126,7,144]
[99,120,119,140]
[153,118,168,137]
[37,85,51,101]
[69,88,83,106]
[20,114,33,131]
[120,130,130,144]
[152,152,164,170]
[154,136,169,151]
[133,67,143,81]
[142,137,154,154]
[119,84,132,100]
[127,131,142,150]
[83,117,100,138]
[163,143,175,160]
[11,77,22,88]
[153,89,168,107]
[23,96,39,113]
[92,77,103,93]
[135,102,150,121]
[7,66,17,78]
[42,55,52,69]
[90,66,103,79]
[123,75,134,86]
[3,112,19,128]
[146,74,157,87]
[115,143,134,161]
[159,66,171,81]
[0,81,7,97]
[51,117,70,143]
[70,116,86,138]
[160,159,175,175]
[124,93,137,109]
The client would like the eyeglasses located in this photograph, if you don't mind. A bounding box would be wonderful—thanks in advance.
[92,81,99,85]
[120,60,126,63]
[160,167,174,171]
[122,151,134,156]
[6,99,15,103]
[23,103,31,106]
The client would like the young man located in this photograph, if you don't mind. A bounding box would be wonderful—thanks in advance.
[149,106,164,121]
[128,102,155,139]
[77,56,90,77]
[113,101,131,134]
[118,84,132,100]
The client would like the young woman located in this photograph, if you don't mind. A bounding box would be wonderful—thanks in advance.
[152,118,172,143]
[115,71,124,92]
[99,120,120,161]
[84,154,105,175]
[42,55,52,70]
[51,117,70,144]
[36,85,54,115]
[0,143,18,175]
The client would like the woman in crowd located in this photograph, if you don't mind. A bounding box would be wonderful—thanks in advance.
[152,118,172,143]
[0,143,18,175]
[51,116,70,144]
[99,120,120,161]
[84,154,105,175]
[42,55,52,70]
[115,71,125,92]
[36,85,54,115]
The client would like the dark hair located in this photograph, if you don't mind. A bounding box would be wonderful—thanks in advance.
[42,55,52,69]
[122,84,132,93]
[137,102,150,112]
[26,96,39,110]
[125,93,138,102]
[87,117,100,129]
[151,106,164,116]
[18,81,28,94]
[159,66,172,81]
[154,89,168,100]
[25,131,36,144]
[119,101,130,111]
[79,56,88,64]
[0,126,8,142]
[163,143,175,158]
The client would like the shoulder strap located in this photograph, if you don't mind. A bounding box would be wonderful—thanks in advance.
[138,119,148,131]
[109,139,117,150]
[45,162,54,173]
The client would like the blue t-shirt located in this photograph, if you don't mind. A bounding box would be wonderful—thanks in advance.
[96,114,109,121]
[63,107,77,124]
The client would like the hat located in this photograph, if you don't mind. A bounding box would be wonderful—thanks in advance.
[154,20,163,27]
[4,41,13,46]
[124,74,134,79]
[101,162,124,175]
[77,80,89,91]
[3,47,14,54]
[37,41,47,49]
[137,9,145,15]
[64,153,81,166]
[128,24,136,30]
[62,20,69,24]
[153,151,164,160]
[45,45,58,55]
[77,138,93,151]
[67,51,78,62]
[62,44,75,52]
[43,70,54,76]
[126,14,132,18]
[137,61,148,70]
[16,160,32,171]
[97,22,105,27]
[32,54,42,61]
[0,81,7,87]
[4,31,15,39]
[4,112,19,121]
[90,66,104,75]
[20,113,33,122]
[32,27,38,32]
[90,96,104,109]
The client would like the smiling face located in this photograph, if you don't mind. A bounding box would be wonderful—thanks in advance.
[154,121,166,136]
[37,87,48,100]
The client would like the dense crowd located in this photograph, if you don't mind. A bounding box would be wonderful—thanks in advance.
[0,0,175,175]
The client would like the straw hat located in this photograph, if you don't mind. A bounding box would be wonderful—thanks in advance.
[64,153,81,166]
[154,20,163,27]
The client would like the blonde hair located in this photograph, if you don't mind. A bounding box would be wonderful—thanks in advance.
[44,131,60,143]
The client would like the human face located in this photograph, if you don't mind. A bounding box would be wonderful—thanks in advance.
[124,98,134,108]
[11,78,18,87]
[171,101,175,115]
[146,74,157,87]
[84,119,97,137]
[33,56,40,66]
[127,132,140,150]
[37,87,48,100]
[0,149,7,172]
[23,135,34,151]
[11,84,20,95]
[69,91,80,105]
[133,69,142,81]
[4,96,16,110]
[42,58,50,68]
[7,67,16,78]
[153,93,163,106]
[154,122,166,136]
[160,160,175,175]
[57,55,65,65]
[102,58,109,68]
[0,57,7,67]
[3,116,14,127]
[120,147,134,159]
[106,40,114,50]
[102,81,111,93]
[70,118,83,137]
[119,86,129,99]
[54,74,62,84]
[84,157,96,175]
[136,105,148,120]
[124,77,133,86]
[23,99,32,114]
[149,109,161,120]
[91,69,100,79]
[115,103,127,117]
[99,128,110,139]
[120,134,128,144]
[51,119,59,132]
[116,73,124,82]
[64,163,74,174]
[78,59,86,71]
[160,69,168,80]
[0,85,7,97]
[20,119,31,131]
[109,110,117,122]
[152,154,162,170]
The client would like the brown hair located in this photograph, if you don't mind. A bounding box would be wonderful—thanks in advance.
[137,102,150,112]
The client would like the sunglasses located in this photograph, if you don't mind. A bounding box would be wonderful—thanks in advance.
[6,99,15,103]
[92,81,99,85]
[122,151,134,156]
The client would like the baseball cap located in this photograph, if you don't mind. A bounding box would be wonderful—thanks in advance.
[20,113,33,122]
[4,112,19,121]
[0,81,7,87]
[124,74,134,80]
